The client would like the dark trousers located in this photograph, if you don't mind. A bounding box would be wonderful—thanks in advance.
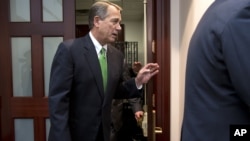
[96,125,104,141]
[116,104,145,141]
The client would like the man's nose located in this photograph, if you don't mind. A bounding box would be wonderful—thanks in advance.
[116,24,122,30]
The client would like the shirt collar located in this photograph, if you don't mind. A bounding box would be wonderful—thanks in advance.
[89,32,107,54]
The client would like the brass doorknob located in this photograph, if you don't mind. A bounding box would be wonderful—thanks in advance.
[155,127,163,134]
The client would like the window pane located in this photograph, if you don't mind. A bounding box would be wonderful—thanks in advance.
[43,37,63,96]
[46,118,51,141]
[14,119,34,141]
[11,37,32,97]
[10,0,30,22]
[43,0,63,22]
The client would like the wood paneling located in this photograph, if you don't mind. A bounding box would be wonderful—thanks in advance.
[0,0,75,140]
[146,0,170,141]
[155,0,171,140]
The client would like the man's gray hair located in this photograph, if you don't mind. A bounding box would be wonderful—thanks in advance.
[88,1,122,29]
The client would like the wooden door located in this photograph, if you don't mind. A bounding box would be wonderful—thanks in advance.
[0,0,75,140]
[76,24,90,38]
[146,0,170,141]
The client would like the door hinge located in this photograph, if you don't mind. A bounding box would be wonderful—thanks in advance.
[152,93,155,107]
[152,40,155,53]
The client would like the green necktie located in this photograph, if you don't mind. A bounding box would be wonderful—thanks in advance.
[99,48,107,92]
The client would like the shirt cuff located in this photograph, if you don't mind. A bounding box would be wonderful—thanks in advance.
[136,83,143,89]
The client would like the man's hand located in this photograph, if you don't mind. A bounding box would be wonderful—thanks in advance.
[135,63,159,87]
[135,111,144,122]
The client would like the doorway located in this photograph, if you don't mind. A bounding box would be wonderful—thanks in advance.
[75,1,171,141]
[0,0,170,141]
[75,0,148,140]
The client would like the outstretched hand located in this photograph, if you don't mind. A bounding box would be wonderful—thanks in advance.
[135,63,159,86]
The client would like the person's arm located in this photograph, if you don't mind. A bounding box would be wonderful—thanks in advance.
[115,61,159,99]
[222,9,250,110]
[128,98,143,113]
[48,42,73,141]
[127,98,144,121]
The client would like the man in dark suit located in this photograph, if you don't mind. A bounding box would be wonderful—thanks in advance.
[48,1,159,141]
[181,0,250,141]
[111,62,145,141]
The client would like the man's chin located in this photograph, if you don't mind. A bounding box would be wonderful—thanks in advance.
[109,38,117,43]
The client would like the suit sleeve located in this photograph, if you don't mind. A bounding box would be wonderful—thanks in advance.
[127,98,143,113]
[48,42,73,141]
[222,7,250,110]
[114,61,142,99]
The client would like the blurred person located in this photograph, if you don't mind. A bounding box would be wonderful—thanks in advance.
[181,0,250,141]
[111,62,145,141]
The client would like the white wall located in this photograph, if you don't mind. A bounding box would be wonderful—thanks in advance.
[170,0,214,141]
[123,20,145,64]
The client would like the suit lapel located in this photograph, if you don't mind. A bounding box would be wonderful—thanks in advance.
[105,45,123,97]
[81,35,104,98]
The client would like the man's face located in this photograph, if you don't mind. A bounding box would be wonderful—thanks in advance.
[97,5,122,45]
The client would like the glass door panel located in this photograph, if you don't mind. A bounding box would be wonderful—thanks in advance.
[42,0,63,22]
[10,0,30,22]
[11,37,32,97]
[14,119,34,141]
[43,37,63,97]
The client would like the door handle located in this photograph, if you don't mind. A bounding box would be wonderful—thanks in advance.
[155,127,163,134]
[152,110,163,141]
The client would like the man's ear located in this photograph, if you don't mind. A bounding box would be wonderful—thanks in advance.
[93,16,101,27]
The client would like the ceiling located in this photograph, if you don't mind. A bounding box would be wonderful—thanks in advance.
[75,0,144,21]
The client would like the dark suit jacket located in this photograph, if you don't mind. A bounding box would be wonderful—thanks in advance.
[48,33,141,141]
[181,0,250,141]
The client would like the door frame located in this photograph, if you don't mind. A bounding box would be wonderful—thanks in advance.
[146,0,170,140]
